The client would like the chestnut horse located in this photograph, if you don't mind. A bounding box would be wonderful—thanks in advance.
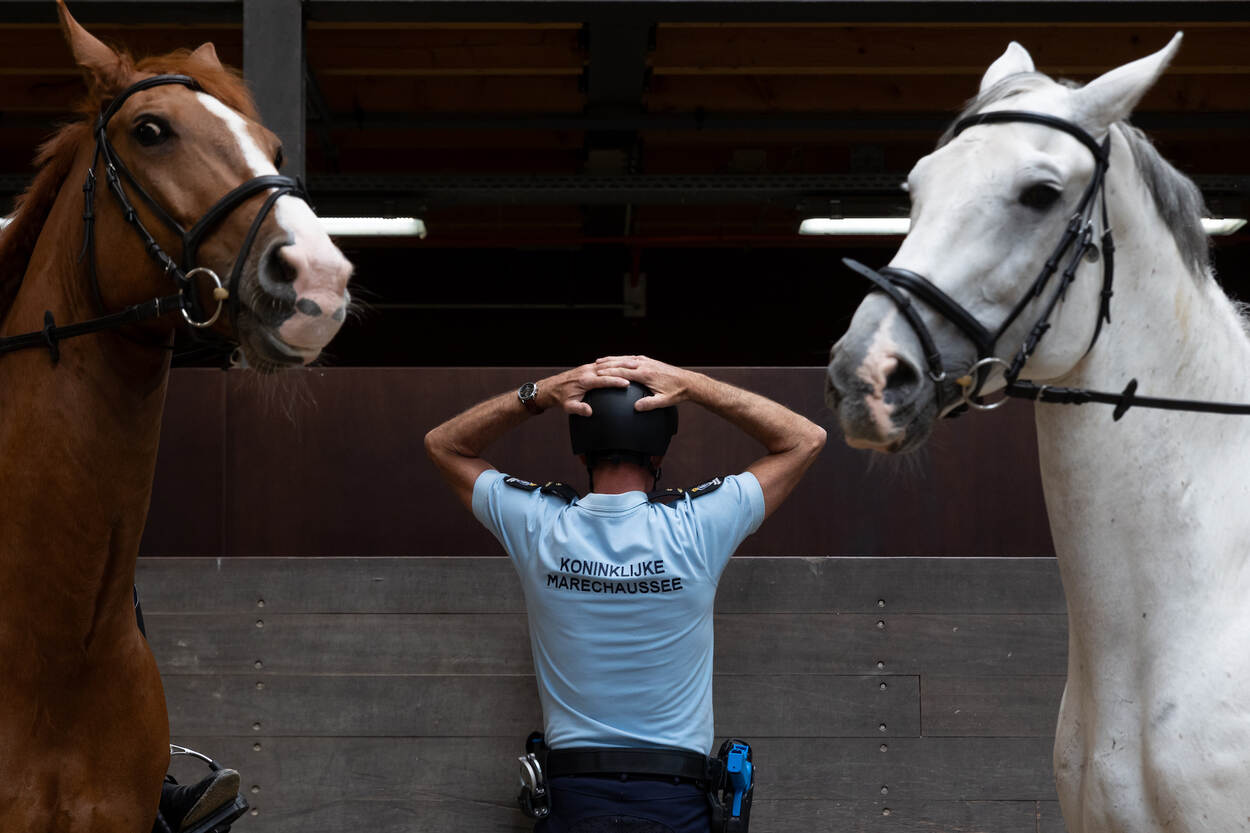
[0,4,352,832]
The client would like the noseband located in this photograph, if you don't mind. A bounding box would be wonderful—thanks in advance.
[843,110,1115,414]
[0,74,308,363]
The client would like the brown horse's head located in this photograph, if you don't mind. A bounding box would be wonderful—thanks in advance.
[56,0,353,371]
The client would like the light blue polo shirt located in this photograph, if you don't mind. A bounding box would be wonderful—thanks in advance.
[473,468,765,754]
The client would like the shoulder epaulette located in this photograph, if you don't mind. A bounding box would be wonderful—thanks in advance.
[503,477,580,503]
[648,476,724,505]
[540,482,580,503]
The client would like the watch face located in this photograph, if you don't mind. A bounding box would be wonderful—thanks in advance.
[519,382,537,400]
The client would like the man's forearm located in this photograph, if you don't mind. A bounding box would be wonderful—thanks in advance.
[686,371,824,454]
[426,389,529,463]
[425,365,632,508]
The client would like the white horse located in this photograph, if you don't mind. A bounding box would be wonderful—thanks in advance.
[826,36,1250,833]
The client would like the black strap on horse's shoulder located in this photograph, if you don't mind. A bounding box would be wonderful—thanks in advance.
[648,476,724,505]
[503,477,580,503]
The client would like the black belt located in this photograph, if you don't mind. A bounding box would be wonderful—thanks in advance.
[546,747,722,785]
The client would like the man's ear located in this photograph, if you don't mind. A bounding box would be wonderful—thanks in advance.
[57,0,133,95]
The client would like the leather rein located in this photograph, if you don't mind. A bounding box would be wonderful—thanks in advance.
[844,109,1250,421]
[0,74,308,364]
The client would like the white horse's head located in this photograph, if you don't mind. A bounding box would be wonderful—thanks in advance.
[827,35,1191,453]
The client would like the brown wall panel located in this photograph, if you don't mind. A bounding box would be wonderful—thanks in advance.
[140,371,226,556]
[141,367,1054,557]
[149,558,1065,833]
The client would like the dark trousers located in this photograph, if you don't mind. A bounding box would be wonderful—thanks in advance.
[536,775,713,833]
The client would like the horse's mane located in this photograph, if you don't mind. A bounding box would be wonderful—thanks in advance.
[0,45,258,324]
[938,72,1211,281]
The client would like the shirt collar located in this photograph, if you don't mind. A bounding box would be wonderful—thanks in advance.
[575,490,649,512]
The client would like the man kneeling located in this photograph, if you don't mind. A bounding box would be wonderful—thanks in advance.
[426,356,825,831]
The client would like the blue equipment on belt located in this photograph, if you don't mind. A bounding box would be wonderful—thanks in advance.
[711,738,754,833]
[515,732,754,832]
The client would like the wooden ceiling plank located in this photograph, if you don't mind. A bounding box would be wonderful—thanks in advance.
[652,25,1250,73]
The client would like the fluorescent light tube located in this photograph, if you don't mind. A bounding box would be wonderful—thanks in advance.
[801,217,1247,237]
[320,217,427,238]
[1201,218,1246,236]
[1,215,430,238]
[799,218,910,236]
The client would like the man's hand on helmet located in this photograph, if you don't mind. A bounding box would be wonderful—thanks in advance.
[592,356,697,411]
[541,363,631,416]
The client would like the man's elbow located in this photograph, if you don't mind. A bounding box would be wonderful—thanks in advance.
[802,423,827,459]
[423,427,444,462]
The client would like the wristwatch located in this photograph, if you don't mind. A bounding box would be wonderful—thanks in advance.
[517,381,544,415]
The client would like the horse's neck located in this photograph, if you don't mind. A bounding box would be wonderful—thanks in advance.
[1035,198,1250,657]
[0,148,171,651]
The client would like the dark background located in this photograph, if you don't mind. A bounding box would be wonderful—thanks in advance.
[3,3,1250,368]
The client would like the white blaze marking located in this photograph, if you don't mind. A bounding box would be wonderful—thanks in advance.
[194,92,331,273]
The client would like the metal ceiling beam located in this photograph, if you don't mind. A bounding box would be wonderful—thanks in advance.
[2,172,1246,211]
[297,172,1250,209]
[8,110,1250,135]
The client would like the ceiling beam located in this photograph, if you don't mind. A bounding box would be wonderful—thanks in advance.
[5,0,1250,24]
[244,0,306,180]
[311,110,1250,133]
[303,1,1250,24]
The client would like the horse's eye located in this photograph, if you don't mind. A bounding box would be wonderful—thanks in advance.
[133,118,170,147]
[274,147,284,169]
[1020,183,1062,211]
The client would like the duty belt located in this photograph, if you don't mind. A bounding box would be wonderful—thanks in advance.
[546,746,720,784]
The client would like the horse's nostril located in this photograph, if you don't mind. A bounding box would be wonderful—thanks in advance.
[267,245,296,284]
[884,358,921,402]
[825,374,841,410]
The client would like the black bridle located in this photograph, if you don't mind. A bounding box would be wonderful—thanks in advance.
[0,74,308,364]
[844,109,1250,421]
[844,110,1115,416]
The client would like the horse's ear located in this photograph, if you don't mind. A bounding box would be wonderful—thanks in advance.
[188,42,224,73]
[56,0,132,94]
[1074,33,1182,129]
[979,42,1035,94]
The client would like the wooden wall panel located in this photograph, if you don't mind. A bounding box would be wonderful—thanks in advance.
[135,555,1067,613]
[141,367,1055,558]
[144,557,1069,833]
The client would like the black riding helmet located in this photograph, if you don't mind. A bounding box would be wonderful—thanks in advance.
[570,383,678,488]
